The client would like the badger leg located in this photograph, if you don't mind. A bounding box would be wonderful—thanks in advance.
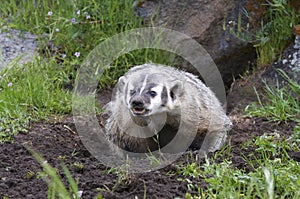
[197,130,227,156]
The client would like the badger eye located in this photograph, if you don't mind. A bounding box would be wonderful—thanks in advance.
[170,91,176,100]
[129,90,136,96]
[148,90,157,97]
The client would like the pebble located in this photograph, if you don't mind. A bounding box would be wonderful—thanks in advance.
[0,29,39,73]
[282,59,288,64]
[280,34,300,72]
[291,58,297,66]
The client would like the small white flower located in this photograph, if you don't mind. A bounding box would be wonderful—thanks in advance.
[78,190,83,198]
[74,52,80,57]
[48,11,53,16]
[55,28,60,32]
[76,10,81,15]
[86,15,91,19]
[62,54,66,58]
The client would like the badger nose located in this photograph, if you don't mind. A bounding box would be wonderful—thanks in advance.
[131,100,144,107]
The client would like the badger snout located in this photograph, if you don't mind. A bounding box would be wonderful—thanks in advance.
[131,99,144,108]
[129,96,149,116]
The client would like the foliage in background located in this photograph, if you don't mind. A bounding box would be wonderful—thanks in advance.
[0,0,176,87]
[255,0,300,66]
[228,0,300,67]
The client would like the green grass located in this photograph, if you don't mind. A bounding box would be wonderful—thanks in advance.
[0,58,72,142]
[227,0,300,67]
[245,69,300,123]
[254,0,300,67]
[0,0,175,84]
[176,127,300,198]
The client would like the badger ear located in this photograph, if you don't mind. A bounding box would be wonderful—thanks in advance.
[115,76,126,94]
[118,76,126,87]
[170,80,183,100]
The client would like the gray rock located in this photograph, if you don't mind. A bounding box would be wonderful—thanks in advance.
[134,0,264,87]
[0,29,39,72]
[262,41,300,87]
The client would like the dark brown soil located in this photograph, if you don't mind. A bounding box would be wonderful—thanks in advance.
[0,74,299,199]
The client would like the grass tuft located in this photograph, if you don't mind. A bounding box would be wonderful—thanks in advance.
[176,129,300,198]
[245,69,300,123]
[0,57,72,142]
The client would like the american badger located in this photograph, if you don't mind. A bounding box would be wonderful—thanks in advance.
[104,63,232,156]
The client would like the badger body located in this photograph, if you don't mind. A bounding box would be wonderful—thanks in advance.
[104,63,232,156]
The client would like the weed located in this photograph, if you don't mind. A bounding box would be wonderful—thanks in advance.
[177,162,201,179]
[146,150,162,168]
[176,161,202,193]
[25,170,35,179]
[291,124,300,150]
[0,116,29,143]
[101,161,134,193]
[255,133,279,155]
[72,162,84,173]
[112,163,133,192]
[30,148,82,199]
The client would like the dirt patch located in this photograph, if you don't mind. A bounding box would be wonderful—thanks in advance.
[0,115,297,198]
[0,75,299,198]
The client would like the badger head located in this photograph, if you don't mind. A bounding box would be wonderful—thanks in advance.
[117,72,183,117]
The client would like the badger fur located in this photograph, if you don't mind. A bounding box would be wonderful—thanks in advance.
[104,63,232,156]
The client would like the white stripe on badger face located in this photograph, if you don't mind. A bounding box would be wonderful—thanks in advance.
[147,85,165,114]
[139,74,149,94]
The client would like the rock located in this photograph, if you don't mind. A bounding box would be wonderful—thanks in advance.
[134,0,268,87]
[0,29,39,73]
[288,151,300,162]
[261,43,300,87]
[227,27,300,113]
